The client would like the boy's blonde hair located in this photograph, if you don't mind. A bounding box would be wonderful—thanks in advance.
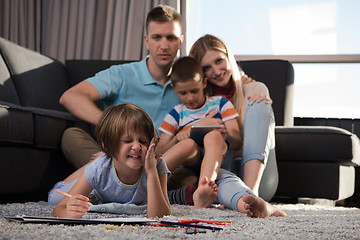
[95,103,157,158]
[170,56,203,86]
[189,34,246,125]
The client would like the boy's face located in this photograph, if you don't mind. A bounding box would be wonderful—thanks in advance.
[173,79,207,109]
[144,21,183,68]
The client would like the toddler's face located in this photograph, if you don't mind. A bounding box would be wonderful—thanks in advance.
[114,131,150,170]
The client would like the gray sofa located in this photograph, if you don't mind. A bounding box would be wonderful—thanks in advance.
[1,37,359,204]
[0,37,91,202]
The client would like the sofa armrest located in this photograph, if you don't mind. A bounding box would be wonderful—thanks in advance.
[275,126,360,166]
[0,101,91,149]
[0,101,34,145]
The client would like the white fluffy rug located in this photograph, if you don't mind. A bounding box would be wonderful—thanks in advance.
[1,201,360,239]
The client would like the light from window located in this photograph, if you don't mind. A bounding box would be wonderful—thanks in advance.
[293,63,360,118]
[187,0,360,55]
[186,0,360,119]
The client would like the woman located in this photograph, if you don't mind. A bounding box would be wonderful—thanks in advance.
[189,34,277,200]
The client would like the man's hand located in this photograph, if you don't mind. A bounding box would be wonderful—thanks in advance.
[90,151,105,161]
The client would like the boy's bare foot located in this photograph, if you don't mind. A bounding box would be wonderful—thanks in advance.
[193,176,218,208]
[240,194,287,218]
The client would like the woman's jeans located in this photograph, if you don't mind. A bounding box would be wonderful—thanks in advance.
[218,101,278,206]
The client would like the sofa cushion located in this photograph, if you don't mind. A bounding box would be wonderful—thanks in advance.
[0,101,87,149]
[0,37,70,111]
[275,126,360,165]
[66,60,133,86]
[0,54,21,104]
[29,106,81,149]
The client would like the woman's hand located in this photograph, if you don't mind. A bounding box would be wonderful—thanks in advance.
[247,95,272,106]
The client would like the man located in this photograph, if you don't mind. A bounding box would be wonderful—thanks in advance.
[60,5,183,169]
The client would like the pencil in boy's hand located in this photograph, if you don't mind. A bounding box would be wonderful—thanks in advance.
[55,189,93,206]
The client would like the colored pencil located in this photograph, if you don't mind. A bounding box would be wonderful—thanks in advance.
[179,219,231,226]
[159,220,223,231]
[55,189,93,206]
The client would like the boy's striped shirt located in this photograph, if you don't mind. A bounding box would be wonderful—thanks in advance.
[159,96,239,136]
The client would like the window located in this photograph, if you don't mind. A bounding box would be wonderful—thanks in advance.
[186,0,360,118]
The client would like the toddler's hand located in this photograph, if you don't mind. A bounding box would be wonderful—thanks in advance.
[144,137,157,174]
[65,194,90,219]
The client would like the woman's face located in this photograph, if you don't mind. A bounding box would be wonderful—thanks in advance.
[200,50,232,89]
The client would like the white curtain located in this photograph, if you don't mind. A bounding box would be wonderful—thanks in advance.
[0,0,186,63]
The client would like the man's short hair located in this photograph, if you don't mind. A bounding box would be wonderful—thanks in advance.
[171,56,204,86]
[146,5,182,33]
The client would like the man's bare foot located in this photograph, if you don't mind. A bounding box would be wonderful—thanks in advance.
[193,176,218,208]
[239,194,287,218]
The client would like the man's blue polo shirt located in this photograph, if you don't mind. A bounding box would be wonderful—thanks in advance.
[86,56,180,132]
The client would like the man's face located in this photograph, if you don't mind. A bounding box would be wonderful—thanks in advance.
[145,21,183,68]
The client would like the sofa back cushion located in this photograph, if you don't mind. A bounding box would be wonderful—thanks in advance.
[238,60,294,126]
[66,60,134,111]
[66,60,133,86]
[66,59,295,126]
[0,52,21,104]
[0,38,70,111]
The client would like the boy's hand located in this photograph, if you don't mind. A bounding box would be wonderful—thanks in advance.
[144,137,157,174]
[175,130,190,142]
[194,111,223,126]
[216,125,228,140]
[65,194,90,219]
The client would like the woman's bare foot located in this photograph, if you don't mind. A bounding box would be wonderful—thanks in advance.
[193,176,218,208]
[238,194,287,218]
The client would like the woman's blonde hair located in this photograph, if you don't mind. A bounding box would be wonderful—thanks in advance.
[189,34,246,126]
[95,103,157,159]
